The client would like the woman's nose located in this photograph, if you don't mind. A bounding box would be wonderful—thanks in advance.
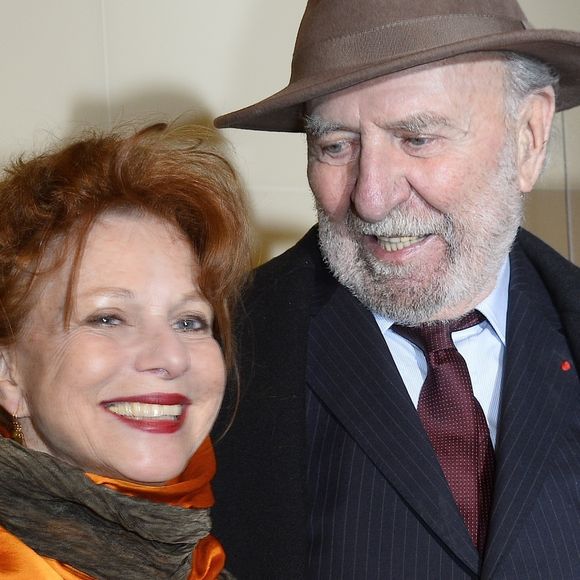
[134,324,190,378]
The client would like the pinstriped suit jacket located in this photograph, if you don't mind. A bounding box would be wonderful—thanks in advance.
[212,226,580,579]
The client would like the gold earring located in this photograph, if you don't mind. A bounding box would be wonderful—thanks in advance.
[11,415,25,446]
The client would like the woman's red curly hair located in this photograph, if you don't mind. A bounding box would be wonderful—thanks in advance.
[0,122,251,371]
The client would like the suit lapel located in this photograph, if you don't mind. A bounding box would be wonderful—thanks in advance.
[482,246,580,578]
[308,283,480,574]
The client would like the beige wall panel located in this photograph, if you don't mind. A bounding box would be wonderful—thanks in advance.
[563,107,580,263]
[528,107,580,264]
[0,0,108,165]
[519,0,580,263]
[0,0,577,263]
[524,113,569,259]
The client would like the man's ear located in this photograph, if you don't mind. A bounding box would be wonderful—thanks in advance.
[516,86,556,193]
[0,349,28,418]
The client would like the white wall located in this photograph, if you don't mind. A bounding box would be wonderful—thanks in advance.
[0,0,578,262]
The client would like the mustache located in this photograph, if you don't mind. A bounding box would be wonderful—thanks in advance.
[345,206,454,239]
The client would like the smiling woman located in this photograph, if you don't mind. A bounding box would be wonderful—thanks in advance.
[0,123,250,579]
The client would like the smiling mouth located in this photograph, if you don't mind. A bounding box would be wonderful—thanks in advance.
[105,402,184,421]
[375,235,427,252]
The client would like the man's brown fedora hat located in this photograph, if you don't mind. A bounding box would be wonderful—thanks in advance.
[215,0,580,132]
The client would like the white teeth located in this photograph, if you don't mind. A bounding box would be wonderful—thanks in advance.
[106,402,183,420]
[376,235,426,252]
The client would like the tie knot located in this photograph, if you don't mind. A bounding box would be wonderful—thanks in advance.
[393,310,484,353]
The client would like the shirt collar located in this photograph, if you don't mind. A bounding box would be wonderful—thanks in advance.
[476,258,509,345]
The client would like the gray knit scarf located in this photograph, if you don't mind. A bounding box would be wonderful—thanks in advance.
[0,438,230,579]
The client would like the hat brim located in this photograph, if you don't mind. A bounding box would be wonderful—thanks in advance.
[215,29,580,132]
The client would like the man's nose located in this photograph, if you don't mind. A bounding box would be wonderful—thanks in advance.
[351,145,412,223]
[134,324,190,378]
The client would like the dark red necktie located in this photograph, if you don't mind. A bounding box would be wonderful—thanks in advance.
[394,311,494,553]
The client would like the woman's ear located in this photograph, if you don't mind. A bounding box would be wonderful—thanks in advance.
[516,86,556,193]
[0,349,29,418]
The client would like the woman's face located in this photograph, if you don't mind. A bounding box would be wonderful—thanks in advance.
[1,212,225,484]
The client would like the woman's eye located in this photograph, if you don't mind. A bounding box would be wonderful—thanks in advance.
[173,316,209,333]
[87,314,123,327]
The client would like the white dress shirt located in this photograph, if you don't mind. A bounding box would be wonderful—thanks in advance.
[373,259,509,447]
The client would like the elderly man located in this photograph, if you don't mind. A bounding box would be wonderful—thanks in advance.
[212,0,580,578]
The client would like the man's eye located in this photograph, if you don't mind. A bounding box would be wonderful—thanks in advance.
[173,317,209,332]
[404,136,434,148]
[322,142,347,155]
[311,138,360,165]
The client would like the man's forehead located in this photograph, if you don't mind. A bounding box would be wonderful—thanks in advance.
[306,53,506,116]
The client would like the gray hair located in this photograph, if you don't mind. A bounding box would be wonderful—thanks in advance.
[502,51,560,120]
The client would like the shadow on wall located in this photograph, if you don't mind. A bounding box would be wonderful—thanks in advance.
[68,87,215,137]
[73,86,313,266]
[219,0,314,263]
[526,189,579,264]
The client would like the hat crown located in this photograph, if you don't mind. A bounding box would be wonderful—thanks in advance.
[215,0,580,131]
[296,0,528,52]
[291,0,529,84]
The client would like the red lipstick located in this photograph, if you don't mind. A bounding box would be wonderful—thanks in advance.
[101,393,191,434]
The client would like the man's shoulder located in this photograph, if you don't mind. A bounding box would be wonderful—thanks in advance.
[516,228,580,294]
[514,229,580,361]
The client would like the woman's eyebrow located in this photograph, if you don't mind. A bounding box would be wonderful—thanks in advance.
[78,287,134,300]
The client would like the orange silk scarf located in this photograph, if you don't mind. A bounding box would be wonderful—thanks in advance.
[87,436,226,579]
[0,437,226,579]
